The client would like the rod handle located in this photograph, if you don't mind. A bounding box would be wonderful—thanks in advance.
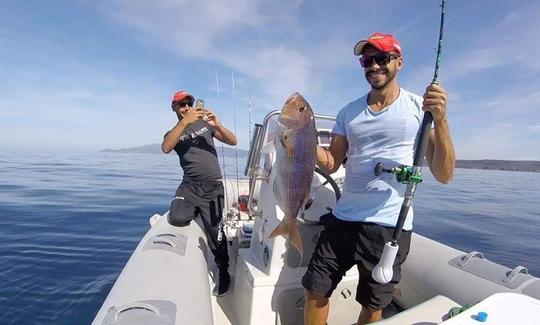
[372,242,399,284]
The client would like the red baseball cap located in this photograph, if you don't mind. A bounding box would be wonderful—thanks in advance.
[353,32,402,56]
[171,90,194,104]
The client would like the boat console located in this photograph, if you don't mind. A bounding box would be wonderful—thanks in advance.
[223,111,361,325]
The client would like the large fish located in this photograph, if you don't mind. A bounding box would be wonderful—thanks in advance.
[269,92,317,256]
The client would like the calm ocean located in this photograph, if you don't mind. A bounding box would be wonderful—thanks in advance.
[1,151,539,324]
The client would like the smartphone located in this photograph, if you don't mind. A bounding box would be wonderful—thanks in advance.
[195,99,208,121]
[195,99,205,110]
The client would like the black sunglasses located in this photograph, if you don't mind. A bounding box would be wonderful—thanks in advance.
[172,100,194,109]
[359,53,400,68]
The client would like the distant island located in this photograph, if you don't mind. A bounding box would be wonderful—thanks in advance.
[455,160,540,173]
[100,145,540,173]
[100,143,249,158]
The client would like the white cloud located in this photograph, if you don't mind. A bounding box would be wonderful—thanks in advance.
[403,3,540,92]
[87,0,450,111]
[448,4,540,80]
[3,0,540,158]
[102,0,262,56]
[99,0,540,160]
[0,60,174,151]
[88,0,316,107]
[448,84,540,160]
[456,122,539,160]
[528,124,540,132]
[397,2,540,161]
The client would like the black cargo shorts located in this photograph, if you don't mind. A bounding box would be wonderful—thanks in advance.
[302,213,411,311]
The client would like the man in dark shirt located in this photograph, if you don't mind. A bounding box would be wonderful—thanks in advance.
[162,90,238,296]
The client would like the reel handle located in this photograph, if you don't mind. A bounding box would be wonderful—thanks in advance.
[374,162,392,176]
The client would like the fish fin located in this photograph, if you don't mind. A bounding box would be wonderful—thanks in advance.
[268,218,304,258]
[288,221,303,258]
[269,219,290,239]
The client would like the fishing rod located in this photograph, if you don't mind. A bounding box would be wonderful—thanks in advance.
[231,72,240,206]
[372,0,446,284]
[248,91,253,147]
[215,69,229,211]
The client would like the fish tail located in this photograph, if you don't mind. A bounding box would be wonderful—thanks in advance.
[289,221,303,258]
[268,219,290,239]
[269,218,304,257]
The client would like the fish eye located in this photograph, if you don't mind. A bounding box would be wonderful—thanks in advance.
[299,107,306,112]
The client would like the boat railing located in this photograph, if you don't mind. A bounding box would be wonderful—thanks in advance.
[244,123,264,177]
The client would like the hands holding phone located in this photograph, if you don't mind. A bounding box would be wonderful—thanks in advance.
[180,108,206,126]
[180,99,220,127]
[204,110,220,127]
[193,99,221,126]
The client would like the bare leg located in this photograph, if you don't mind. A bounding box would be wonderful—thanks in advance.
[304,289,329,325]
[357,307,382,324]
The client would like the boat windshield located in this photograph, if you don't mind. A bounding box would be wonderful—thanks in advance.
[246,112,336,177]
[260,113,337,149]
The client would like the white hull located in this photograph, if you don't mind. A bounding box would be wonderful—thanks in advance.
[92,210,540,325]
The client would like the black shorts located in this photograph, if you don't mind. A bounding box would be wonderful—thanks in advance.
[301,213,411,311]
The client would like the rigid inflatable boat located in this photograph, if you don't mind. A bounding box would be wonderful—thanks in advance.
[93,111,540,325]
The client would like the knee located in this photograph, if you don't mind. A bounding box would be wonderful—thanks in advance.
[305,289,328,307]
[168,211,190,227]
[359,306,383,323]
[168,197,192,227]
[168,215,190,227]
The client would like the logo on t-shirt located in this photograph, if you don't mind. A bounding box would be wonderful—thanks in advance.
[179,126,210,142]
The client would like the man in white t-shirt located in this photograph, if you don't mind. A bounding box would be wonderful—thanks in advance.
[302,32,456,324]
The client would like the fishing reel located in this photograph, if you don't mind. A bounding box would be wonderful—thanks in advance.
[374,162,423,185]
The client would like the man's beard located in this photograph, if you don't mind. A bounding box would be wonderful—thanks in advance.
[365,68,397,90]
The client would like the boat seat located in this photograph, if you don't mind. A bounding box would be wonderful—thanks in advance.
[373,295,461,325]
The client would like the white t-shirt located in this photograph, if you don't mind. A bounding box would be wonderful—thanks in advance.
[331,88,424,230]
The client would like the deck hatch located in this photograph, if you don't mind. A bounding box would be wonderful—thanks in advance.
[142,232,187,256]
[101,300,176,325]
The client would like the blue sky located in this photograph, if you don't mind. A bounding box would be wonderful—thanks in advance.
[1,0,539,159]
